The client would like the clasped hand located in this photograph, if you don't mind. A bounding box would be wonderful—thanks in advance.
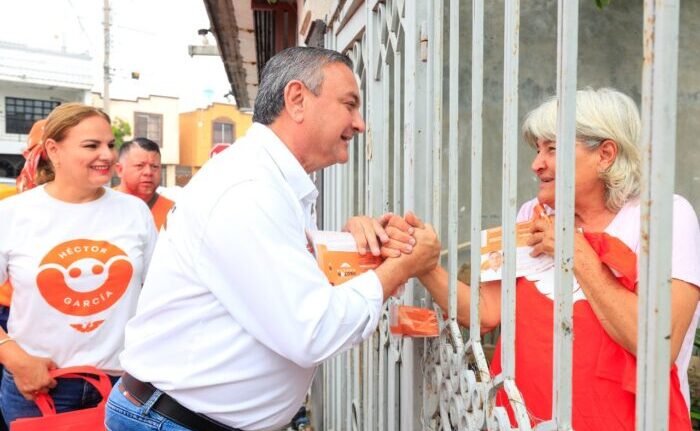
[343,212,440,278]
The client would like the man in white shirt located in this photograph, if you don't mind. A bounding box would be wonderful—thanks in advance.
[105,47,440,431]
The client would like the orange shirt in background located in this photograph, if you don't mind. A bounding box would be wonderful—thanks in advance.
[150,194,174,231]
[114,186,174,231]
[0,186,17,306]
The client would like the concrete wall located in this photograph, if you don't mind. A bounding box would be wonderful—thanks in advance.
[179,102,253,168]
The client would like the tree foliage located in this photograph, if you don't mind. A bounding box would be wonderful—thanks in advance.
[111,117,132,151]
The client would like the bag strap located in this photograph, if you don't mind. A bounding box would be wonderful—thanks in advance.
[34,394,56,416]
[33,366,114,416]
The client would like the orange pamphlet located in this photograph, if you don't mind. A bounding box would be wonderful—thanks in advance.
[389,304,439,337]
[479,217,554,282]
[308,231,383,286]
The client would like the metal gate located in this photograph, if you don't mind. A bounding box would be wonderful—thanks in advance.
[317,1,680,429]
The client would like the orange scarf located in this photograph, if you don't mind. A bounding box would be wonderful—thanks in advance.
[16,119,47,193]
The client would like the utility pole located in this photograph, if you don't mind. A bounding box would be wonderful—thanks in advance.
[103,0,111,115]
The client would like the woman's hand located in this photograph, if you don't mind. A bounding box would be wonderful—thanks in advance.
[2,344,57,400]
[376,220,441,297]
[402,223,441,276]
[527,217,556,257]
[343,213,394,256]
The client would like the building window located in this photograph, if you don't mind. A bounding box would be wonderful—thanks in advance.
[5,97,59,134]
[0,154,26,179]
[212,120,235,145]
[134,112,163,146]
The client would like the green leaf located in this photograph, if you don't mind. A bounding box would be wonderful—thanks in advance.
[111,117,132,151]
[595,0,612,9]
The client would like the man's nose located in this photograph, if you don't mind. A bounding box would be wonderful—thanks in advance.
[353,111,366,134]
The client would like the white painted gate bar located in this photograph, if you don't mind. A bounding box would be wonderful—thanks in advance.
[637,1,680,430]
[548,1,579,430]
[469,0,484,346]
[446,0,461,350]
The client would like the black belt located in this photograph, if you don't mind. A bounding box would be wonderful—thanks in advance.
[120,373,243,431]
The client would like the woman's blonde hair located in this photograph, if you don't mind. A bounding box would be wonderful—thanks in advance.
[37,103,111,185]
[521,87,641,211]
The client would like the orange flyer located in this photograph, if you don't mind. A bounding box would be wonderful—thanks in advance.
[389,304,439,338]
[479,220,554,282]
[309,231,383,286]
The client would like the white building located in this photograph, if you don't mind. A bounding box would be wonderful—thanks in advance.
[0,41,92,179]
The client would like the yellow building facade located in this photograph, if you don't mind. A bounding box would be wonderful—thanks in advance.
[179,102,253,171]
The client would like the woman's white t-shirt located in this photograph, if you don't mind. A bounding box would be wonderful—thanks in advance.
[0,186,157,374]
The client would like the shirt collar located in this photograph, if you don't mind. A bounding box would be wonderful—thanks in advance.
[251,123,318,203]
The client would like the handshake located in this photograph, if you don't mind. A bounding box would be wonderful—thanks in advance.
[343,212,442,299]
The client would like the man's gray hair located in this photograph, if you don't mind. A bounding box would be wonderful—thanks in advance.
[252,47,354,125]
[522,87,642,211]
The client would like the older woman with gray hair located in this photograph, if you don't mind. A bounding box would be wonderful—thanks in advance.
[391,88,700,429]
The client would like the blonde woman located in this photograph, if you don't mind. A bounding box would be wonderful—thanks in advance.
[0,103,157,425]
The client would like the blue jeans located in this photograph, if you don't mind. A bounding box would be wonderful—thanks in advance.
[0,305,8,431]
[105,377,190,431]
[0,368,119,427]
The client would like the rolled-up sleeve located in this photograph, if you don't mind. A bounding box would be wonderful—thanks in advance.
[671,196,700,288]
[194,180,383,368]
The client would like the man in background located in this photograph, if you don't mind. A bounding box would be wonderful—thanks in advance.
[115,137,174,230]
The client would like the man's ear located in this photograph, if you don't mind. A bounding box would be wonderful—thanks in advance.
[114,162,124,178]
[283,80,306,123]
[598,139,618,171]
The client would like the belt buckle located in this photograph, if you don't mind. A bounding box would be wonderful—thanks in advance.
[118,382,143,407]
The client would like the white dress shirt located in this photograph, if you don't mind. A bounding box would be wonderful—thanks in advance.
[120,123,383,431]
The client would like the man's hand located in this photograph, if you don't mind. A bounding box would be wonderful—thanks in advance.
[344,213,414,257]
[2,343,57,400]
